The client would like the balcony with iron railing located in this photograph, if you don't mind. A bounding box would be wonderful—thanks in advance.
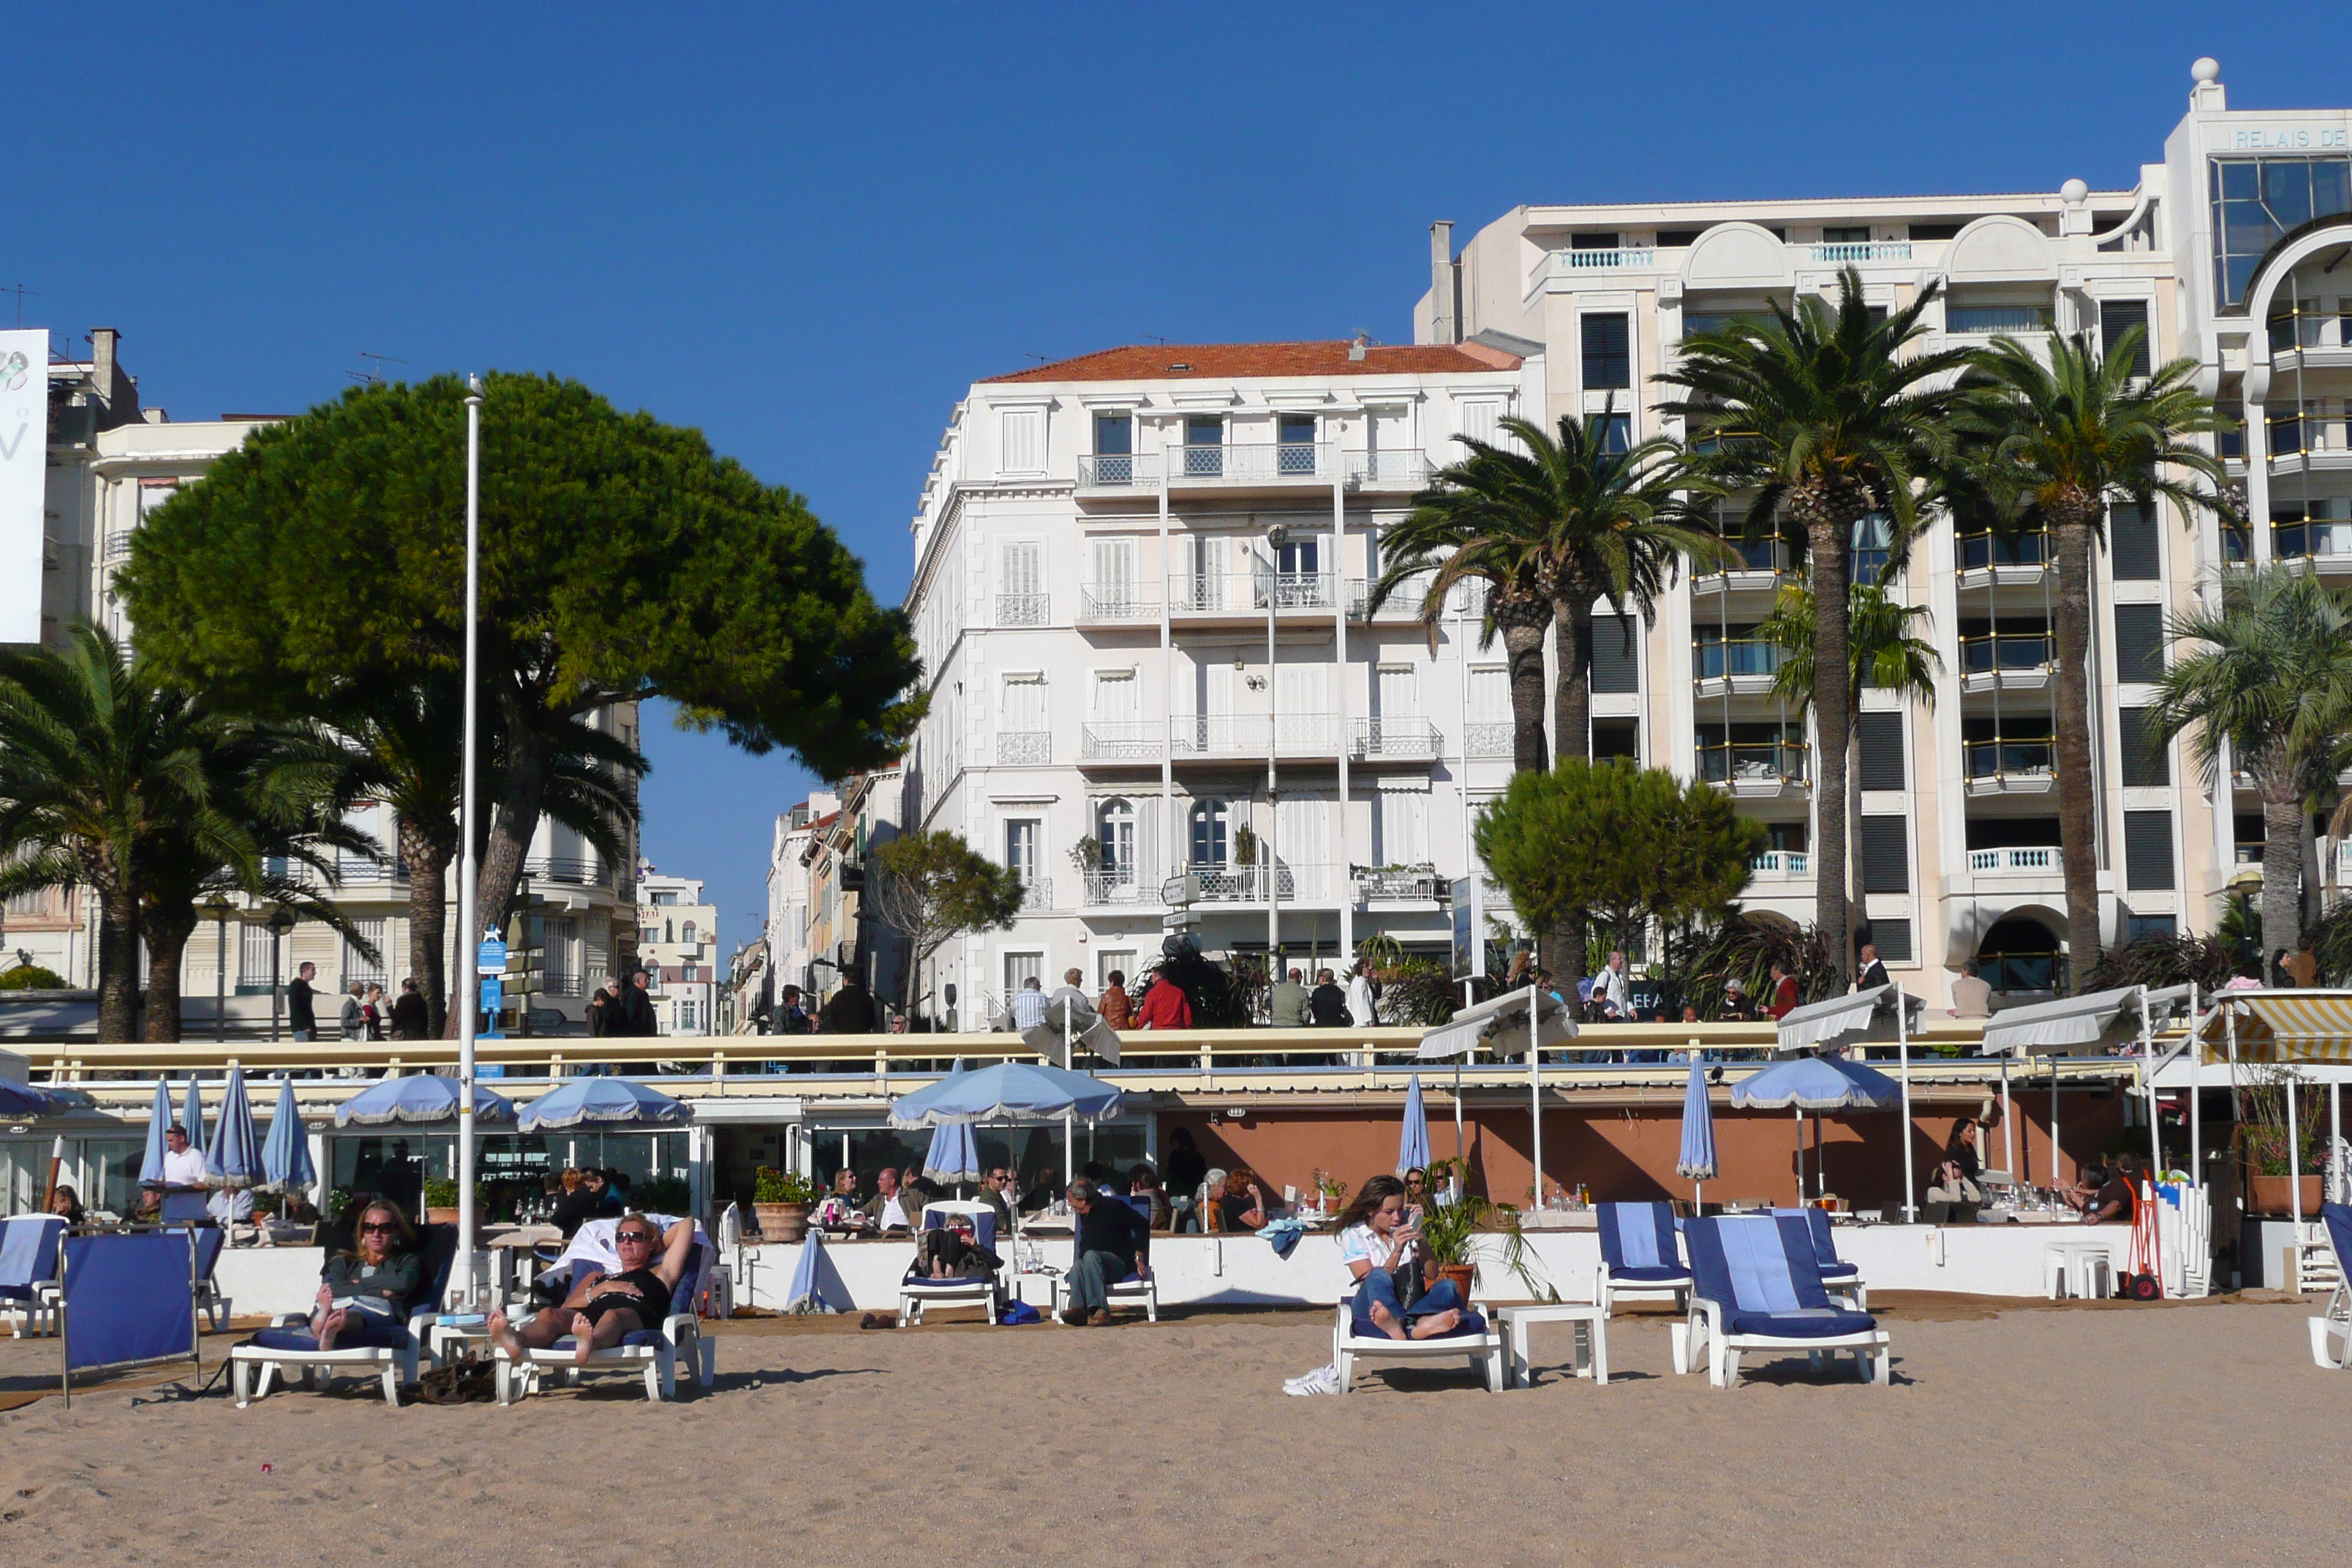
[1956,528,2049,584]
[1076,452,1159,489]
[1078,721,1161,764]
[1964,738,2057,794]
[1082,870,1161,908]
[996,592,1050,627]
[997,731,1051,765]
[1345,450,1432,490]
[2264,407,2352,470]
[1161,862,1338,905]
[1166,572,1340,619]
[521,856,608,887]
[1168,713,1343,759]
[1968,846,2059,874]
[1959,632,2054,690]
[1076,584,1161,625]
[1169,442,1335,487]
[1351,717,1442,761]
[1692,637,1791,695]
[1346,573,1439,621]
[334,853,410,884]
[1352,867,1444,905]
[1464,721,1514,759]
[1018,878,1054,912]
[1693,537,1799,595]
[2273,519,2352,572]
[1747,849,1812,878]
[1697,740,1809,797]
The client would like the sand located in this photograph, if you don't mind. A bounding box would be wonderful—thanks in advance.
[0,1294,2341,1567]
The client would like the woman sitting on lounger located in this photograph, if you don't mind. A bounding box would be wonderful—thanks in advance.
[489,1213,696,1366]
[1336,1175,1474,1341]
[312,1199,423,1353]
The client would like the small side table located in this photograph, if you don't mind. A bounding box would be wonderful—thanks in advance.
[1496,1303,1610,1387]
[428,1319,495,1368]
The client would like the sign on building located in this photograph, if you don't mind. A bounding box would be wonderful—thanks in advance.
[0,329,48,644]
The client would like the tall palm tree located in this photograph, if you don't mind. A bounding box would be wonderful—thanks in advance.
[0,626,254,1041]
[1756,581,1943,922]
[1956,328,2228,984]
[2144,568,2352,967]
[1656,265,1975,946]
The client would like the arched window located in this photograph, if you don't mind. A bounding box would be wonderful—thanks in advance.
[1188,798,1229,867]
[1096,798,1137,883]
[1977,916,2062,995]
[682,921,698,943]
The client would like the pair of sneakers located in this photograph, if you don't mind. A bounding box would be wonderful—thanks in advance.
[1283,1362,1342,1397]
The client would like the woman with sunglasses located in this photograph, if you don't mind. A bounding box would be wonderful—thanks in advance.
[312,1199,421,1354]
[489,1212,696,1366]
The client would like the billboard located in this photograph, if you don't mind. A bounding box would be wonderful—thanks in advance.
[0,328,46,643]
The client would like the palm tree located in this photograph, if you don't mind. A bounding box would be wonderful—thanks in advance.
[2144,568,2352,967]
[0,626,255,1041]
[1656,265,1975,946]
[1955,328,2229,985]
[1755,581,1944,922]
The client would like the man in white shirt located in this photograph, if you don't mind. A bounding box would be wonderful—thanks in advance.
[160,1123,208,1188]
[1009,976,1049,1031]
[859,1166,918,1232]
[1597,951,1632,1021]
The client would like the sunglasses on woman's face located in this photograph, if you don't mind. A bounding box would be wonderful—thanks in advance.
[616,1231,656,1245]
[361,1223,397,1235]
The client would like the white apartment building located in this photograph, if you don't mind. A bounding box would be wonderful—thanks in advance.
[897,59,2352,1016]
[765,791,839,1010]
[637,869,716,1036]
[901,339,1547,1019]
[1411,58,2351,1007]
[6,331,640,1026]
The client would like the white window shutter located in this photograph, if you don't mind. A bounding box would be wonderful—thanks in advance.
[1002,542,1042,598]
[1000,407,1046,473]
[1458,399,1501,449]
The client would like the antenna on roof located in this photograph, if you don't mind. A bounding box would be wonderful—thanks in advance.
[0,284,39,328]
[1022,353,1049,363]
[1141,335,1169,345]
[348,350,410,386]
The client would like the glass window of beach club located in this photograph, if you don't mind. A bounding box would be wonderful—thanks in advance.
[328,1130,690,1224]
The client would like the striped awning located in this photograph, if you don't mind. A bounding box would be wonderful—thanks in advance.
[2198,990,2352,1063]
[1774,982,1926,1053]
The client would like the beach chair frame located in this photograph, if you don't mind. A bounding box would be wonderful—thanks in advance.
[1330,1298,1504,1393]
[494,1245,715,1404]
[231,1224,457,1409]
[2308,1203,2352,1370]
[1050,1194,1158,1324]
[1681,1215,1891,1390]
[0,1216,66,1338]
[898,1202,1005,1327]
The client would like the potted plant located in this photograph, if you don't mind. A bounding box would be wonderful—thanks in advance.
[754,1167,818,1242]
[420,1176,468,1226]
[2240,1068,2323,1215]
[1416,1159,1489,1299]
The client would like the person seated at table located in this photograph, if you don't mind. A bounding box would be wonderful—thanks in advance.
[489,1213,696,1367]
[1925,1120,1984,1220]
[2061,1164,2134,1221]
[2084,1156,2141,1222]
[1060,1177,1150,1326]
[47,1185,86,1226]
[551,1168,610,1238]
[1401,1166,1429,1226]
[1337,1175,1474,1341]
[1097,970,1134,1030]
[860,1166,920,1232]
[1200,1168,1267,1232]
[1126,1163,1169,1229]
[311,1199,423,1354]
[976,1166,1015,1232]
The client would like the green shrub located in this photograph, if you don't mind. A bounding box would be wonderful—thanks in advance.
[0,965,68,992]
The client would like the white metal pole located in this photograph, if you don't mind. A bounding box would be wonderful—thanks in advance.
[1999,1055,2015,1182]
[2332,1077,2345,1205]
[1896,987,1915,1222]
[2189,984,2203,1194]
[2288,1066,2303,1232]
[456,374,483,1306]
[2051,1066,2062,1198]
[1527,981,1542,1208]
[1265,538,1279,960]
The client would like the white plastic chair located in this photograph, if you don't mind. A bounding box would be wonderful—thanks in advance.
[1330,1298,1503,1393]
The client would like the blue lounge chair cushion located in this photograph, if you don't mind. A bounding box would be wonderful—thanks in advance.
[1597,1203,1681,1272]
[1819,1261,1861,1280]
[2323,1204,2352,1275]
[248,1327,322,1352]
[1727,1307,1877,1339]
[1349,1310,1489,1340]
[1116,1273,1145,1286]
[248,1319,414,1353]
[1606,1264,1690,1284]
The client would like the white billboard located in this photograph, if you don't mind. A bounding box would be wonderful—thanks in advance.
[0,328,46,644]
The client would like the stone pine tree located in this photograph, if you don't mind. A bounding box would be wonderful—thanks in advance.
[863,831,1026,1026]
[119,372,921,1032]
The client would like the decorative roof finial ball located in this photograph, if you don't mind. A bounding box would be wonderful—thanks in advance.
[2191,57,2221,85]
[2059,178,2089,204]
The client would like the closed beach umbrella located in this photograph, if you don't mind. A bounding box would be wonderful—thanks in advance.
[923,1120,984,1189]
[516,1077,692,1132]
[140,1079,173,1183]
[1398,1072,1431,1177]
[1676,1063,1717,1210]
[181,1077,206,1151]
[206,1068,265,1189]
[261,1077,317,1194]
[334,1075,519,1127]
[1733,1055,1901,1204]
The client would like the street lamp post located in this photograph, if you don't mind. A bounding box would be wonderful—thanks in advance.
[457,374,484,1305]
[203,894,234,1045]
[267,905,295,1041]
[1263,523,1286,966]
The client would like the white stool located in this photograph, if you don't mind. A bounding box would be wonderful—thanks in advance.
[2043,1241,2113,1300]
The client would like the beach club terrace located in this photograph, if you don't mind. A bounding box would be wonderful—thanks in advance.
[1,995,2298,1321]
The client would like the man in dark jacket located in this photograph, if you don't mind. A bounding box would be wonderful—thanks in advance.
[585,980,617,1038]
[286,962,318,1042]
[819,976,877,1034]
[1308,968,1349,1027]
[619,970,659,1036]
[388,978,430,1040]
[1060,1178,1150,1326]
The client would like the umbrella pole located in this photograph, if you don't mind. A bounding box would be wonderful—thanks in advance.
[2000,1056,2016,1184]
[1794,1104,1803,1206]
[2289,1069,2303,1233]
[2051,1067,2062,1196]
[2141,985,2161,1185]
[1896,986,1915,1224]
[1454,1058,1464,1165]
[2190,990,2203,1194]
[1527,980,1542,1207]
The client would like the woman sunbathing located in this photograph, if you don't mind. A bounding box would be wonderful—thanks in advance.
[489,1213,696,1366]
[313,1199,423,1353]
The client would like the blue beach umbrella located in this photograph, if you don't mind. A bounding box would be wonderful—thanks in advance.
[334,1076,518,1128]
[0,1081,56,1119]
[922,1120,984,1188]
[1398,1072,1431,1177]
[140,1079,173,1183]
[181,1077,206,1151]
[1676,1063,1717,1208]
[261,1077,317,1194]
[886,1061,1121,1128]
[516,1077,692,1132]
[1732,1054,1901,1203]
[207,1068,266,1190]
[888,1058,966,1128]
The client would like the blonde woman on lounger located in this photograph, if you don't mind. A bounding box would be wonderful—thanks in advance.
[489,1213,696,1365]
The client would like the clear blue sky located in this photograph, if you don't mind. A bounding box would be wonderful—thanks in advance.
[17,4,2339,949]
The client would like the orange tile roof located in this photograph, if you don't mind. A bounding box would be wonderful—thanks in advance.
[979,340,1520,384]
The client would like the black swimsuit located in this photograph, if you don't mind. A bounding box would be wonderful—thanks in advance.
[578,1264,672,1328]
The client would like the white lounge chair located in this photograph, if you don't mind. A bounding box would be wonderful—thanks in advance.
[1051,1194,1158,1323]
[2309,1203,2352,1369]
[1330,1297,1504,1393]
[1678,1215,1890,1389]
[232,1224,458,1409]
[494,1235,715,1404]
[1594,1202,1691,1316]
[898,1202,1004,1326]
[0,1215,64,1338]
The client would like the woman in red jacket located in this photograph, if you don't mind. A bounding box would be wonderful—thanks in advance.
[1134,976,1193,1029]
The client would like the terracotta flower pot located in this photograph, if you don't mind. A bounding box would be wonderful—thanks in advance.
[1436,1262,1476,1301]
[424,1206,459,1226]
[755,1202,810,1243]
[2248,1175,2323,1215]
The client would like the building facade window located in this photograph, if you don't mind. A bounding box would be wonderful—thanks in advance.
[1189,799,1229,867]
[2209,157,2352,306]
[1580,313,1630,390]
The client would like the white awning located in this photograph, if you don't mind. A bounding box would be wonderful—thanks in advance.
[1774,982,1926,1053]
[1417,987,1578,1060]
[1980,985,2141,1056]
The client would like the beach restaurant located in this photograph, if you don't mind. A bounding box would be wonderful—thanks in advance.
[0,986,2304,1316]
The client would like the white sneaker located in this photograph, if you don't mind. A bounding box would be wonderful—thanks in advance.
[1284,1363,1342,1396]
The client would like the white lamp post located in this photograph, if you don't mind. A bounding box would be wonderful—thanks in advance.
[456,373,483,1303]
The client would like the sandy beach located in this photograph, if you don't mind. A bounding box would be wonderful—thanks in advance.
[0,1294,2340,1567]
